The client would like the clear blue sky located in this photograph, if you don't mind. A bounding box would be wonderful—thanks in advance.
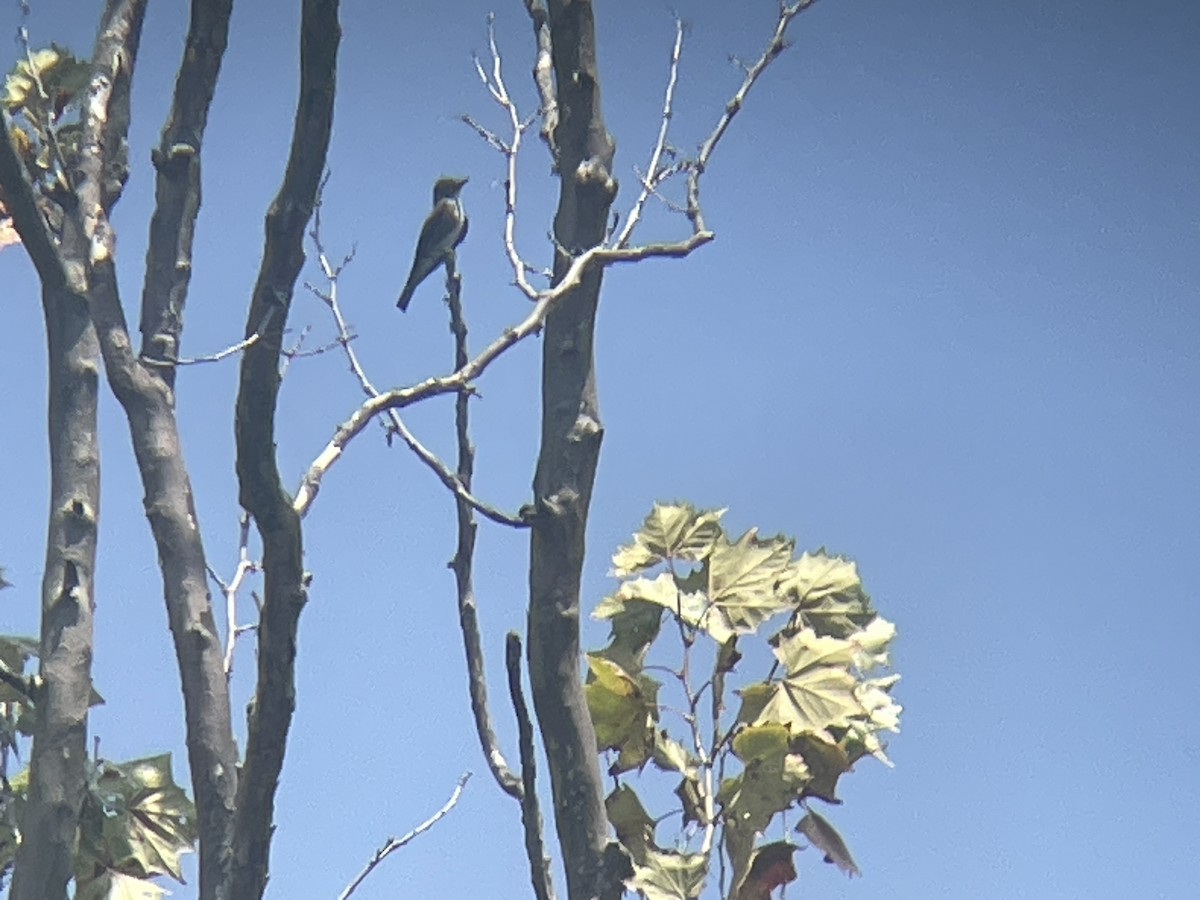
[2,1,1197,898]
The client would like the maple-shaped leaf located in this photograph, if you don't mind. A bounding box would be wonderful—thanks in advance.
[796,809,860,878]
[699,530,795,643]
[754,666,863,742]
[736,841,798,900]
[584,656,659,773]
[612,503,726,576]
[77,754,197,889]
[781,550,875,638]
[629,849,708,900]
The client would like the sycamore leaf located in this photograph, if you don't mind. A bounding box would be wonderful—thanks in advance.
[782,550,875,638]
[584,656,658,773]
[731,723,791,763]
[796,809,860,878]
[770,628,857,672]
[754,666,864,742]
[607,784,655,864]
[652,730,696,775]
[848,616,897,671]
[77,754,196,889]
[592,599,664,676]
[718,748,809,837]
[733,682,773,727]
[736,841,798,900]
[612,503,726,576]
[629,849,708,900]
[699,530,794,643]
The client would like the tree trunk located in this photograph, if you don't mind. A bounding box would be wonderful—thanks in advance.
[527,3,619,898]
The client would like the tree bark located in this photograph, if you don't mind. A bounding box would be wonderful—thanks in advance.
[9,280,101,900]
[527,3,618,898]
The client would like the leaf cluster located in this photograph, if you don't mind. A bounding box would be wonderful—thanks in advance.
[0,635,196,899]
[2,45,89,196]
[587,504,902,899]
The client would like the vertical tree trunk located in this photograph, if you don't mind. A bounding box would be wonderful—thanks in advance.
[10,283,101,900]
[527,3,618,898]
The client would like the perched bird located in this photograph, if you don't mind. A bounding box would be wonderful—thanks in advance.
[396,176,469,311]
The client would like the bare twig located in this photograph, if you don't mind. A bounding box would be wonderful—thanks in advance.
[141,307,276,367]
[506,633,556,900]
[614,18,685,249]
[336,772,472,900]
[685,1,821,233]
[463,15,542,302]
[205,513,259,678]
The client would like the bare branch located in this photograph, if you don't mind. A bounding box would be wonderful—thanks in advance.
[463,15,542,302]
[442,255,524,799]
[336,773,472,900]
[506,633,556,900]
[208,513,258,678]
[686,0,820,233]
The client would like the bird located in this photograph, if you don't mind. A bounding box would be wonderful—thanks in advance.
[396,176,469,311]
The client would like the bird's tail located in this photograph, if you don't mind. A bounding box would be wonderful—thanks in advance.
[396,281,416,311]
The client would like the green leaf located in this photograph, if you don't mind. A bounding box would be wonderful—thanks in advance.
[612,503,726,576]
[731,723,791,763]
[584,656,658,773]
[781,551,875,638]
[607,784,655,864]
[593,599,664,676]
[719,751,809,836]
[77,754,196,889]
[754,666,863,742]
[699,530,794,643]
[629,849,708,900]
[793,734,852,804]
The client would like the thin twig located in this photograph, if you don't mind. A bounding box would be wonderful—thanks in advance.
[336,772,472,900]
[140,307,275,367]
[614,18,685,249]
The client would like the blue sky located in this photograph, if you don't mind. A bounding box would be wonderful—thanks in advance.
[2,0,1198,898]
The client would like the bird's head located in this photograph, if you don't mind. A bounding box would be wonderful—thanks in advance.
[433,176,469,202]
